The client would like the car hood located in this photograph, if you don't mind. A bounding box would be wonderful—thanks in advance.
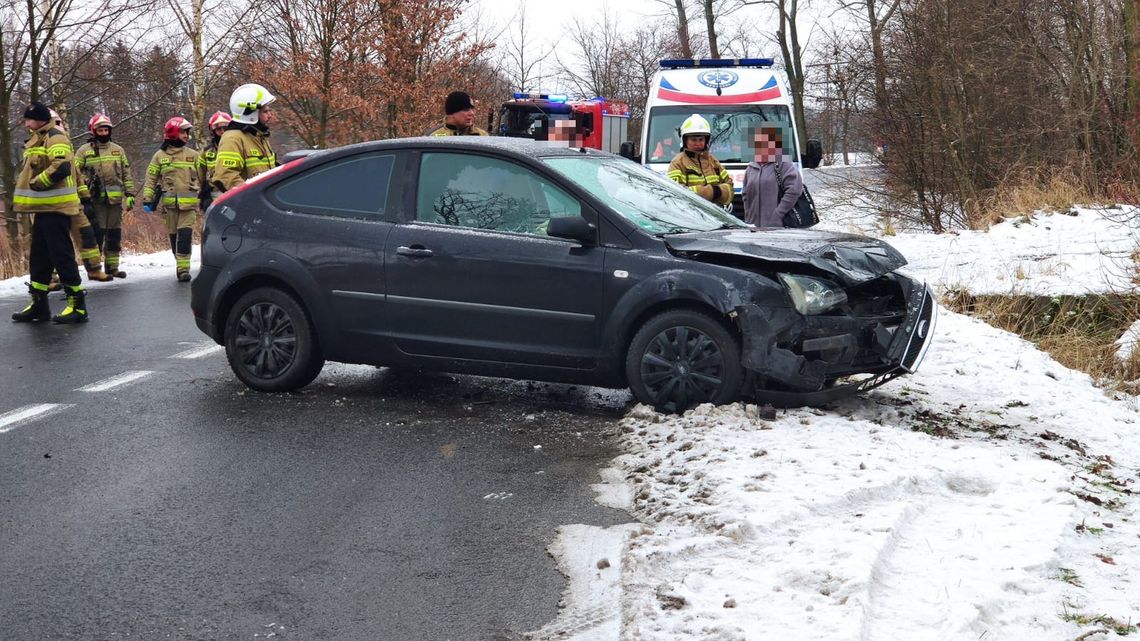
[664,227,908,285]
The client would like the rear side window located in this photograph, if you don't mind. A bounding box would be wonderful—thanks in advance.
[272,153,395,218]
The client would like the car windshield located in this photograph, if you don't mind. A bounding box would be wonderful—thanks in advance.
[645,105,797,164]
[543,156,748,234]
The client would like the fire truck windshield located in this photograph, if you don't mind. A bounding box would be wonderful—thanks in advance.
[499,103,573,138]
[645,105,796,165]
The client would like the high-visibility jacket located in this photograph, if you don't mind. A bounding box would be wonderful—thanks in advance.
[13,122,80,215]
[212,124,276,192]
[197,137,222,197]
[143,145,200,212]
[667,150,733,206]
[428,122,489,136]
[75,140,135,205]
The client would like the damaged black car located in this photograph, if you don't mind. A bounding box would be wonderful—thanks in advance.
[191,137,935,412]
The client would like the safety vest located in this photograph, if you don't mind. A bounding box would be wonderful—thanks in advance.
[75,140,134,205]
[213,126,276,192]
[667,150,733,206]
[13,122,81,215]
[143,145,200,212]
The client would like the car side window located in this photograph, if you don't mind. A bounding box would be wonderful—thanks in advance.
[417,152,581,236]
[272,153,395,218]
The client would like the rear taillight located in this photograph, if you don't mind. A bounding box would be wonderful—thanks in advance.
[211,157,308,208]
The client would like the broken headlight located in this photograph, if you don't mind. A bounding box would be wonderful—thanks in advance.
[778,274,848,315]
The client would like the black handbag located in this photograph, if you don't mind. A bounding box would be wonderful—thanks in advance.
[774,159,819,228]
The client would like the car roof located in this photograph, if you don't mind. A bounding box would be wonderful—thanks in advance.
[293,136,615,165]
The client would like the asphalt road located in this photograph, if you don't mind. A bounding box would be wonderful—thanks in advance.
[0,275,631,641]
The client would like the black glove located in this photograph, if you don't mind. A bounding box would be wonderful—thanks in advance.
[81,198,95,220]
[198,185,213,211]
[711,185,722,201]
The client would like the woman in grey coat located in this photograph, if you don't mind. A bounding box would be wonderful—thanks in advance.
[742,126,803,227]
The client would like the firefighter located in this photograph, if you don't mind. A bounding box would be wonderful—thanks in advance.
[429,91,489,136]
[212,83,277,193]
[666,114,733,208]
[76,113,135,279]
[44,109,111,289]
[197,110,231,211]
[142,117,200,282]
[10,101,89,324]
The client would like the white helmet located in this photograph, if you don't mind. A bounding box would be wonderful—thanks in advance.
[679,113,711,139]
[229,83,276,124]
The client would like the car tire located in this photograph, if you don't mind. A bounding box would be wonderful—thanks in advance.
[625,309,744,413]
[224,287,324,392]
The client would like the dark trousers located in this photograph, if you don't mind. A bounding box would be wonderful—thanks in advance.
[29,213,81,287]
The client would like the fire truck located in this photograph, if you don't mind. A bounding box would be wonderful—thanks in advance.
[497,93,633,155]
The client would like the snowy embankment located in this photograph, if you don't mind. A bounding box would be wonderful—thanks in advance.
[532,204,1140,641]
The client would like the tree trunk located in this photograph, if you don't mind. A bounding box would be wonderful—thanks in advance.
[1126,0,1139,159]
[703,0,719,58]
[776,0,809,152]
[675,0,693,58]
[191,0,206,143]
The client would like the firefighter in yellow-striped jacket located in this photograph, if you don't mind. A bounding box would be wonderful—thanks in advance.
[10,101,89,324]
[76,113,135,278]
[142,117,199,282]
[196,110,232,211]
[211,83,277,193]
[666,114,733,208]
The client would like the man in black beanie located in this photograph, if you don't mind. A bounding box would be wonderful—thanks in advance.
[428,91,488,136]
[11,101,89,323]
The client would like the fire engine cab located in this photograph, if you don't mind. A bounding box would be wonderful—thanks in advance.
[640,58,822,216]
[498,93,632,154]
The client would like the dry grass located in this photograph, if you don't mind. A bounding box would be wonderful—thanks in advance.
[0,210,182,281]
[943,291,1140,386]
[980,167,1091,228]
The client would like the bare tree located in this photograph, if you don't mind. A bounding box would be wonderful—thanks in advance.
[501,1,556,93]
[653,0,694,58]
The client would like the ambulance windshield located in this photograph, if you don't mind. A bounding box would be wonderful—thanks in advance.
[645,105,796,164]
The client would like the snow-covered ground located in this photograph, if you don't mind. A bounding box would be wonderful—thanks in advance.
[3,182,1139,641]
[529,195,1140,638]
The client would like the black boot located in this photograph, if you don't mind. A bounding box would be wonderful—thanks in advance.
[52,287,89,324]
[11,283,51,323]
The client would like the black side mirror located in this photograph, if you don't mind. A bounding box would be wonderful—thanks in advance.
[619,141,638,161]
[547,216,597,244]
[803,139,823,169]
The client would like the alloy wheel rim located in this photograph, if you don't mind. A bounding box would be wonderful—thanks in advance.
[640,325,725,411]
[234,302,297,379]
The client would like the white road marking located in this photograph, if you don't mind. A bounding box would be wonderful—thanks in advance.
[169,343,224,359]
[0,404,73,434]
[76,370,154,392]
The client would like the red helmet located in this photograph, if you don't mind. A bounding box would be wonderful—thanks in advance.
[88,113,113,134]
[208,111,232,130]
[163,116,192,140]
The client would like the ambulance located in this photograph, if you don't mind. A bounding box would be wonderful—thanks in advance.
[640,58,821,215]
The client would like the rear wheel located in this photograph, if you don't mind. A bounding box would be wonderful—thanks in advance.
[625,309,744,413]
[224,287,324,392]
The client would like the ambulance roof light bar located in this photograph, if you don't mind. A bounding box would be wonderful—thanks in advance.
[659,58,775,69]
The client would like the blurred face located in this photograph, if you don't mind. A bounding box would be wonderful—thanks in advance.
[259,105,275,125]
[754,131,780,162]
[550,121,573,141]
[447,106,476,128]
[683,135,707,152]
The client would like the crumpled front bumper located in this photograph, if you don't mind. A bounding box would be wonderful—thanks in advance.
[737,277,937,407]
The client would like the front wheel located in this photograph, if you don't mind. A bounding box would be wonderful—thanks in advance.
[625,309,744,413]
[224,287,324,392]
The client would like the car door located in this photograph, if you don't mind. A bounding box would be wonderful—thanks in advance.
[384,151,605,369]
[265,151,406,358]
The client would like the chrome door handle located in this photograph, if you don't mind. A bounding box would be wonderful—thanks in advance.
[396,246,433,258]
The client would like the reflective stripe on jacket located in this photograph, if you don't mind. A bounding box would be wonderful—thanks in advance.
[75,141,134,204]
[197,139,221,197]
[428,122,489,136]
[666,150,733,206]
[13,123,80,215]
[212,127,276,193]
[143,146,200,212]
